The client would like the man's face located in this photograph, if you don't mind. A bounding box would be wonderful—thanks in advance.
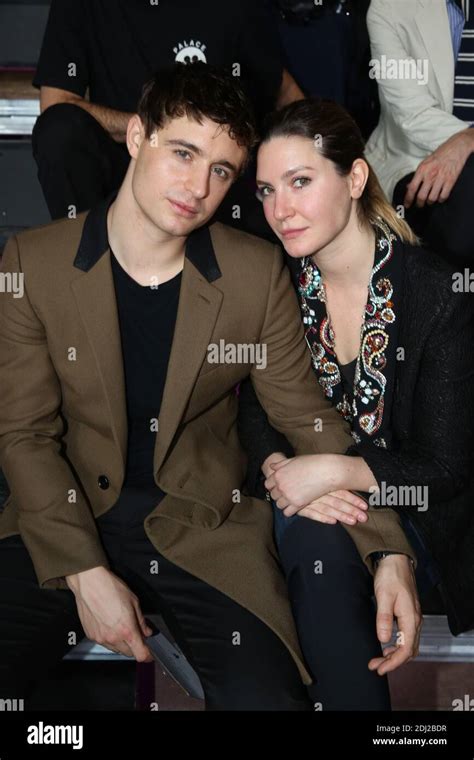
[128,113,247,237]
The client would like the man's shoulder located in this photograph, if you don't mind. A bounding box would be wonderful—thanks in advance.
[10,212,89,271]
[209,221,282,269]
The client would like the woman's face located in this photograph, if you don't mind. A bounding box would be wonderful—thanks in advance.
[257,135,353,259]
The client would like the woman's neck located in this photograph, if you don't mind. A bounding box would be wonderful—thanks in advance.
[311,213,376,290]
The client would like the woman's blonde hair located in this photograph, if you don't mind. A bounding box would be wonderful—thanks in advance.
[361,164,419,244]
[261,97,420,246]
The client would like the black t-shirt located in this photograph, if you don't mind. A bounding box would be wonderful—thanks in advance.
[33,0,283,118]
[111,250,182,488]
[339,356,357,396]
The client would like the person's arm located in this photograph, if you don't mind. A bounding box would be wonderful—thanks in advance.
[39,86,133,143]
[248,245,416,571]
[369,552,422,675]
[237,376,294,498]
[367,0,469,153]
[237,376,374,521]
[268,274,474,513]
[32,0,132,142]
[66,566,154,661]
[404,128,474,207]
[33,0,89,100]
[236,251,312,497]
[346,282,474,504]
[0,236,111,590]
[265,452,377,511]
[249,246,353,456]
[0,236,156,660]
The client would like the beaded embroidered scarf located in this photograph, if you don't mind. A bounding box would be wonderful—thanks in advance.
[297,218,401,448]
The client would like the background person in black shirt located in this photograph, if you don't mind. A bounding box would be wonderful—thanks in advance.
[31,0,304,235]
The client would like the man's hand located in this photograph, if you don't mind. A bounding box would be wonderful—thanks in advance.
[404,128,474,208]
[66,566,154,662]
[368,554,422,675]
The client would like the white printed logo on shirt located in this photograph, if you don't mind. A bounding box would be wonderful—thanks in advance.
[173,39,207,64]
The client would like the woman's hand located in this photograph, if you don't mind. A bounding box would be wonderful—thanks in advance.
[264,454,350,514]
[261,451,287,480]
[291,491,369,525]
[369,555,423,675]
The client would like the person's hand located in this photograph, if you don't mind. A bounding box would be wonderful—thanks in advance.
[404,128,474,208]
[287,490,369,525]
[261,451,287,480]
[368,554,423,675]
[264,454,349,514]
[66,566,154,662]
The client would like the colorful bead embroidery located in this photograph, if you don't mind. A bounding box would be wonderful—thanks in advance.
[298,218,397,446]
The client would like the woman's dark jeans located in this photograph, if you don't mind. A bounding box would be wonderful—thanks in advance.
[272,501,441,711]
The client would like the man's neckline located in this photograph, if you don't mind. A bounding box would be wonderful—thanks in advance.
[110,248,183,290]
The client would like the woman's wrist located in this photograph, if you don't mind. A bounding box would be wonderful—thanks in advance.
[316,454,349,492]
[372,551,412,567]
[329,454,378,493]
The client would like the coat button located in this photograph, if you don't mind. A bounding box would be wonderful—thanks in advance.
[98,475,110,490]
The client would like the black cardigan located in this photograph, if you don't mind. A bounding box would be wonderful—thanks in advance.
[237,242,474,636]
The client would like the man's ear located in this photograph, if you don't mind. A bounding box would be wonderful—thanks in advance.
[127,114,145,159]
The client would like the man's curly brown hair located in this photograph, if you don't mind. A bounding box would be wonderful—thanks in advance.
[137,63,259,173]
